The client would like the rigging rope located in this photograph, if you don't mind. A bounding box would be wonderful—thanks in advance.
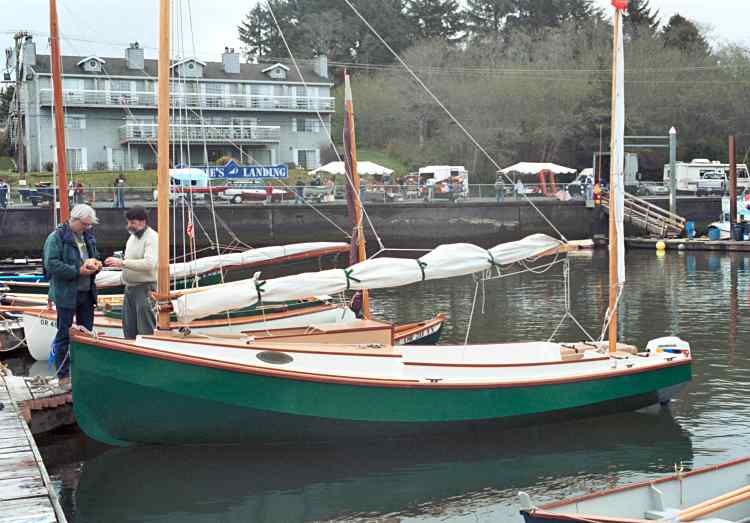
[340,0,567,243]
[266,0,385,252]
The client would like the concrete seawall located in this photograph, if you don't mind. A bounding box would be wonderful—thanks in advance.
[0,197,722,257]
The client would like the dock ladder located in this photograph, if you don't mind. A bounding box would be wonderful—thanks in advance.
[601,191,685,238]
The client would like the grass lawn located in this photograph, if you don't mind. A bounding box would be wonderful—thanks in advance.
[0,147,409,187]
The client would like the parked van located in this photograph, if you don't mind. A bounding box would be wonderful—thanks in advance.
[418,166,469,199]
[152,168,210,201]
[664,158,750,194]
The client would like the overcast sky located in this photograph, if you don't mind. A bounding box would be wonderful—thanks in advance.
[2,0,747,65]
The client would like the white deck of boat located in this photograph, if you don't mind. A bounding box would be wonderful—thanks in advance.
[127,335,687,384]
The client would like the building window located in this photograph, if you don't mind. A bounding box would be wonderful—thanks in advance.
[296,149,319,170]
[64,114,86,130]
[293,118,321,133]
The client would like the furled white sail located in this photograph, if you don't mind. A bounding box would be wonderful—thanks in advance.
[93,242,347,288]
[173,234,563,322]
[612,7,626,284]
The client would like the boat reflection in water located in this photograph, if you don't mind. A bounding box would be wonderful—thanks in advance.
[72,410,693,523]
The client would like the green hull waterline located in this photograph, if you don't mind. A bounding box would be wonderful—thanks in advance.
[70,340,692,446]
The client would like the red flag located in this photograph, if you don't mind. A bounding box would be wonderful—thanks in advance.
[612,0,628,9]
[186,218,194,239]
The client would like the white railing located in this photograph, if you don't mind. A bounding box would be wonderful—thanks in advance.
[119,123,281,143]
[39,88,335,112]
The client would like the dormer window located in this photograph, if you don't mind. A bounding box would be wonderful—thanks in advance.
[262,63,290,80]
[171,58,206,79]
[76,56,105,73]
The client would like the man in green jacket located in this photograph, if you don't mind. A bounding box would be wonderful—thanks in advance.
[43,204,101,382]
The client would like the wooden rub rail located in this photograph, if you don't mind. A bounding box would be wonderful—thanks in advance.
[602,191,685,238]
[0,373,68,522]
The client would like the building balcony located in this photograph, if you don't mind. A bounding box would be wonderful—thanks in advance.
[40,88,335,112]
[119,123,281,144]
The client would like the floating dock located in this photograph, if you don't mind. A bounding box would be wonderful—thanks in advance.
[627,237,750,251]
[0,372,68,522]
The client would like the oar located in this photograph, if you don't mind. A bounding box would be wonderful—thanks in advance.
[678,484,750,521]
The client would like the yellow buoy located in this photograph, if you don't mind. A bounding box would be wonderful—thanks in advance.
[656,240,666,251]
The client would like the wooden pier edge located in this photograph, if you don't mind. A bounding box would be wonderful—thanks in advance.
[0,373,67,522]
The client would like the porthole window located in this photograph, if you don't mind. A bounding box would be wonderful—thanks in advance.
[89,60,97,67]
[188,63,195,69]
[257,351,293,365]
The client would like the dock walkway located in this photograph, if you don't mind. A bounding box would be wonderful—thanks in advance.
[627,237,750,252]
[0,372,67,522]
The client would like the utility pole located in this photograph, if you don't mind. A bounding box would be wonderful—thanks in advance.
[669,127,677,215]
[12,32,30,174]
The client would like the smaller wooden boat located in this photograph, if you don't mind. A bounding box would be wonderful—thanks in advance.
[0,311,25,353]
[241,314,445,346]
[520,456,750,523]
[23,298,355,361]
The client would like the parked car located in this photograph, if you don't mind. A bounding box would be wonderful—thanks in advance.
[567,171,593,197]
[696,171,727,195]
[220,182,296,204]
[634,182,670,196]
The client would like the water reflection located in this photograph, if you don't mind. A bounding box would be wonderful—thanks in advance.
[72,411,690,523]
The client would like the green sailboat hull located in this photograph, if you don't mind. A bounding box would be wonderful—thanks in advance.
[70,339,692,446]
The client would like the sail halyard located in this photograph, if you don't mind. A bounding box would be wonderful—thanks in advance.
[608,2,627,354]
[156,0,171,329]
[343,71,370,318]
[49,0,70,223]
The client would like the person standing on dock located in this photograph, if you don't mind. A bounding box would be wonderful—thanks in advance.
[114,174,126,208]
[43,204,101,383]
[494,175,505,205]
[0,179,8,208]
[104,206,158,339]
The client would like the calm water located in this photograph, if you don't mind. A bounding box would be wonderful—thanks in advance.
[8,249,750,522]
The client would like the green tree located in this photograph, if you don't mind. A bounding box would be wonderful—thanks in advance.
[625,0,660,40]
[238,2,292,62]
[661,14,709,56]
[465,0,513,36]
[405,0,465,41]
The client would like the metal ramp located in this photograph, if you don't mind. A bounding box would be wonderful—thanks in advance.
[601,192,685,238]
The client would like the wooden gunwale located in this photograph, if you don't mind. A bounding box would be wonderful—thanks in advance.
[539,456,750,511]
[72,332,691,389]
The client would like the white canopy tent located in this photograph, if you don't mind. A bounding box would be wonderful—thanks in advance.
[499,162,576,175]
[309,161,394,177]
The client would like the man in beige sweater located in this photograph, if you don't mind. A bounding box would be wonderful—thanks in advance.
[105,206,158,338]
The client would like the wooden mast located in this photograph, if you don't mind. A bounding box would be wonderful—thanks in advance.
[156,0,171,329]
[608,4,623,354]
[344,71,370,318]
[49,0,69,222]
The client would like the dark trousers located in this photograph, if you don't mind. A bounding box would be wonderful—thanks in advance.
[123,283,156,339]
[115,188,125,208]
[52,290,95,378]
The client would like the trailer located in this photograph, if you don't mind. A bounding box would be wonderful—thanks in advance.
[663,158,750,194]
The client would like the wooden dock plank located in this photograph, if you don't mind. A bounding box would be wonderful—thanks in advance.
[0,497,57,523]
[0,375,66,522]
[0,451,38,481]
[0,476,48,502]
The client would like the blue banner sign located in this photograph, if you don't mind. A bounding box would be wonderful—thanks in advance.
[207,160,288,179]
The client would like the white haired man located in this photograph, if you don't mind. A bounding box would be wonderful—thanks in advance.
[43,204,101,383]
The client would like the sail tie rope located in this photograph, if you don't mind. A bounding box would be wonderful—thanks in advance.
[343,268,361,291]
[417,260,428,281]
[254,280,266,304]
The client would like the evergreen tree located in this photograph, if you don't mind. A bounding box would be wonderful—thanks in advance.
[625,0,660,39]
[405,0,466,42]
[465,0,513,36]
[504,0,598,34]
[237,2,291,62]
[662,14,709,56]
